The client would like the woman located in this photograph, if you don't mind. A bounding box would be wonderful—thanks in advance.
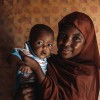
[38,11,99,100]
[10,12,99,100]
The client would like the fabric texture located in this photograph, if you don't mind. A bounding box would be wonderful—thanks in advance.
[39,12,99,100]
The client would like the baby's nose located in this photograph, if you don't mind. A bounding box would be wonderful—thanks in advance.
[42,44,47,49]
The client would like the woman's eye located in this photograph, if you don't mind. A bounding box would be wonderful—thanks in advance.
[61,33,67,38]
[73,36,81,41]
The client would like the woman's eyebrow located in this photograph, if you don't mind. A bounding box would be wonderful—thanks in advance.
[73,33,81,36]
[72,33,83,39]
[59,32,66,34]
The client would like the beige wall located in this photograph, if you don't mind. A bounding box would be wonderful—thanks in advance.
[0,0,100,53]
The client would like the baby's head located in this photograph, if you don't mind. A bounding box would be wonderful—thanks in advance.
[29,24,54,59]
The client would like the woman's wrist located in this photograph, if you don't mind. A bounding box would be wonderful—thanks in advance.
[35,68,45,84]
[30,63,45,84]
[17,61,27,68]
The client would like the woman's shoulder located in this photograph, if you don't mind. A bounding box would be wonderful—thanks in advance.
[48,53,58,59]
[47,54,60,64]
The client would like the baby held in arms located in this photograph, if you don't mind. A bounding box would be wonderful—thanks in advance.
[11,24,54,94]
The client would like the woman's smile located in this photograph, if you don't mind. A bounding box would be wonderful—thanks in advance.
[61,47,73,54]
[62,49,72,53]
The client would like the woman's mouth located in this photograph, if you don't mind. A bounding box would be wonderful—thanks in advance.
[61,48,73,54]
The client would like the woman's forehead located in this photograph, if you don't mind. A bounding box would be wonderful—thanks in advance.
[58,12,94,39]
[59,25,78,32]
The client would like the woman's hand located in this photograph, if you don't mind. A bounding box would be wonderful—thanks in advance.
[15,86,34,100]
[19,66,33,73]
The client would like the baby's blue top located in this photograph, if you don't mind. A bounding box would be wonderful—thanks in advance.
[12,41,47,93]
[12,41,47,74]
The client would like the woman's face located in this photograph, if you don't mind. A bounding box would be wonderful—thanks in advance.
[57,26,85,59]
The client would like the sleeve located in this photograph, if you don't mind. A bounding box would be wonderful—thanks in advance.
[39,76,59,100]
[11,48,22,60]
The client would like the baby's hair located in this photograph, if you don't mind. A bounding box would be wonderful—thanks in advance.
[29,24,54,45]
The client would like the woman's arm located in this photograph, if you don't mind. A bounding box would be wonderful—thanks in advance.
[19,51,45,84]
[7,54,24,68]
[8,52,45,84]
[8,53,45,100]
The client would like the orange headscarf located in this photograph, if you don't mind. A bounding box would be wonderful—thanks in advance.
[58,12,100,67]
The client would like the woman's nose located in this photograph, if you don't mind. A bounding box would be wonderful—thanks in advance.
[63,38,72,46]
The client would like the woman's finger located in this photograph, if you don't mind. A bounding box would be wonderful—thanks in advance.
[22,87,33,94]
[21,67,26,73]
[27,67,32,73]
[24,92,34,100]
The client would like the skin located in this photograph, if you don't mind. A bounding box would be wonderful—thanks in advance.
[57,26,85,59]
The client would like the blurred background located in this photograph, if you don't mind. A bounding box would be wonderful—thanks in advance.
[0,0,100,99]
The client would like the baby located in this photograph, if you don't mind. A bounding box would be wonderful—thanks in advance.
[12,24,54,88]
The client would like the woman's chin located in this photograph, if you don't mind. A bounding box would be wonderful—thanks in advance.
[59,52,72,59]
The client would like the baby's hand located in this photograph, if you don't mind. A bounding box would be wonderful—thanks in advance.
[19,66,32,74]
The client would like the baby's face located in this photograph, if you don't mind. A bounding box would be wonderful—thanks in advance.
[57,26,85,59]
[31,31,54,59]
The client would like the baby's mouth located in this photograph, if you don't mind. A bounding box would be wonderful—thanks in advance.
[41,51,47,55]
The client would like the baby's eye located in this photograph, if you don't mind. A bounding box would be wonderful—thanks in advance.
[47,43,52,47]
[36,41,43,45]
